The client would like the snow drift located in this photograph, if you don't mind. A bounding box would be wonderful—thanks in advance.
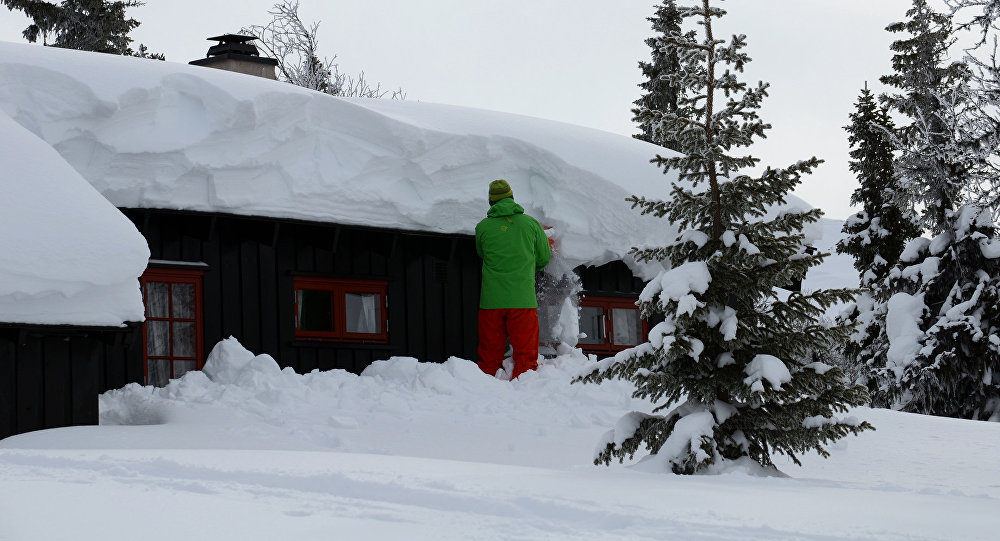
[3,337,1000,540]
[92,337,650,463]
[0,42,820,272]
[0,108,148,326]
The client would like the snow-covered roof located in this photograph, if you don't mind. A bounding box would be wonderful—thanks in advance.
[0,108,148,326]
[0,41,819,274]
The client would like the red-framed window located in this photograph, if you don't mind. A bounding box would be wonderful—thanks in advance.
[140,268,204,387]
[293,277,389,343]
[578,296,649,355]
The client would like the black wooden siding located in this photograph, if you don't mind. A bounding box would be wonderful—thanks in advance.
[0,211,646,440]
[578,260,647,298]
[126,209,483,374]
[0,326,138,440]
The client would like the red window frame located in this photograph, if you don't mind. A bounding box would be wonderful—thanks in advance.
[293,277,389,343]
[578,295,650,355]
[140,267,205,385]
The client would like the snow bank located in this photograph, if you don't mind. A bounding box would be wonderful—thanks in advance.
[0,108,147,326]
[97,337,650,462]
[0,42,817,271]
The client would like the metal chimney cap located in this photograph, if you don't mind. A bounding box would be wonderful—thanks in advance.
[206,34,258,43]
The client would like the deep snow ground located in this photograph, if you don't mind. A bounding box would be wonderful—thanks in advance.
[1,339,998,540]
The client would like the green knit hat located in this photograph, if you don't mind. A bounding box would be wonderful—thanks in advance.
[489,179,513,203]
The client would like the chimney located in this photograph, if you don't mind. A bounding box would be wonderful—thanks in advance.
[189,34,278,80]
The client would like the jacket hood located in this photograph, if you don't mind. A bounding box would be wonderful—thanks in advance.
[486,198,524,218]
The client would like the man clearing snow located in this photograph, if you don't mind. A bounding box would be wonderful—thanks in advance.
[475,179,551,380]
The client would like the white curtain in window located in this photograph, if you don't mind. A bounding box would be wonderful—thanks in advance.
[612,308,641,346]
[347,293,379,333]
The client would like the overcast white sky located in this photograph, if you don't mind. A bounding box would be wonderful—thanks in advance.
[1,0,958,219]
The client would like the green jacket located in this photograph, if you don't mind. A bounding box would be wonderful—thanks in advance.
[475,198,551,309]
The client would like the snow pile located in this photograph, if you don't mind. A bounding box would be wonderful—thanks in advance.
[0,42,819,272]
[97,337,651,463]
[884,292,926,376]
[5,336,1000,539]
[0,109,148,326]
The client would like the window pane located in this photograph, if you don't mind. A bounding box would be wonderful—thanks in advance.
[296,289,334,331]
[346,292,381,334]
[145,282,169,318]
[578,306,605,345]
[612,308,642,346]
[146,320,169,356]
[173,360,196,379]
[172,322,196,358]
[172,283,195,318]
[148,358,170,388]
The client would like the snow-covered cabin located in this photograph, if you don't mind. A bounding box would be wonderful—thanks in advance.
[0,41,818,437]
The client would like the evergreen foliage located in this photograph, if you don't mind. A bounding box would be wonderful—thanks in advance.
[3,0,162,59]
[577,0,873,475]
[881,0,970,234]
[852,0,1000,420]
[2,1,60,43]
[50,0,141,55]
[633,0,683,150]
[876,207,1000,419]
[837,85,920,289]
[944,0,1000,210]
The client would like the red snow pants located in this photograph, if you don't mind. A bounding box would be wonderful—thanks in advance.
[477,308,539,380]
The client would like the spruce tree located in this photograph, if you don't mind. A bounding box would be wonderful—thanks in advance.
[837,85,921,397]
[52,0,141,55]
[578,0,873,474]
[3,0,161,58]
[859,0,1000,420]
[881,0,969,235]
[837,85,920,289]
[632,0,683,150]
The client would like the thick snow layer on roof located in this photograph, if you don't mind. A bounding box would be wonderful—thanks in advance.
[0,109,148,326]
[0,42,816,271]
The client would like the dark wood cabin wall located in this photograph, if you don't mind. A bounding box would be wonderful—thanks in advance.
[126,210,482,375]
[578,260,646,297]
[0,328,139,440]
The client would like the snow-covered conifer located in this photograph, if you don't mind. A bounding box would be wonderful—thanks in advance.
[578,0,873,474]
[837,85,920,396]
[882,0,970,234]
[838,85,920,288]
[633,0,683,151]
[859,0,1000,419]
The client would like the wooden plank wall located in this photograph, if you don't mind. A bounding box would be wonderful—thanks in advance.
[127,210,483,375]
[0,328,139,440]
[577,260,646,297]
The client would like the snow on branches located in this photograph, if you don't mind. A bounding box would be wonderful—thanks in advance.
[577,0,872,475]
[849,0,1000,421]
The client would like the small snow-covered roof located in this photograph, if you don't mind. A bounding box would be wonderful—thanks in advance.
[0,41,812,271]
[0,108,148,326]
